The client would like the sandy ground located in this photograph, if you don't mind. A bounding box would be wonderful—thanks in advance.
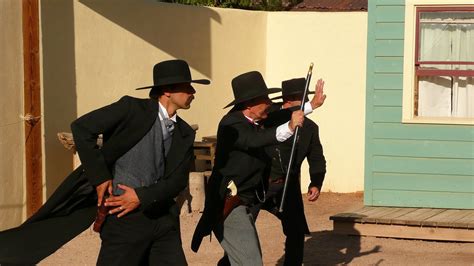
[40,192,474,265]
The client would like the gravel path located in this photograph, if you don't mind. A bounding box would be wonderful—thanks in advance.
[40,192,474,265]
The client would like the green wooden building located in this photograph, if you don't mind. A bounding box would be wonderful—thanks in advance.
[364,0,474,210]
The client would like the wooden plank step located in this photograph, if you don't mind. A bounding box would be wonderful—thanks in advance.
[374,208,418,224]
[451,210,474,229]
[330,207,380,222]
[364,207,405,223]
[333,221,474,242]
[329,206,374,218]
[391,208,446,226]
[423,209,474,228]
[331,207,474,228]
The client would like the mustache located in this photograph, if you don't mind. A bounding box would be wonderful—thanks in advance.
[186,95,195,105]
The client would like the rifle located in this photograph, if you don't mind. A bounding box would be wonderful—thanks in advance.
[278,63,314,213]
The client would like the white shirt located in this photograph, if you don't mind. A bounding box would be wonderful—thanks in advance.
[245,102,314,142]
[158,102,177,123]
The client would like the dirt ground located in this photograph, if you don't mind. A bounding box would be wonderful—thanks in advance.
[40,192,474,265]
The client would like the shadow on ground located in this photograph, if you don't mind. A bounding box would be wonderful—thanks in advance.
[277,230,381,265]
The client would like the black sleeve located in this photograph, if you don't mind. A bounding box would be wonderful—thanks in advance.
[213,120,280,193]
[262,108,292,128]
[70,96,130,186]
[307,124,326,189]
[230,122,279,149]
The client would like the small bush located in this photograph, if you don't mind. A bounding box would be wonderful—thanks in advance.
[159,0,303,11]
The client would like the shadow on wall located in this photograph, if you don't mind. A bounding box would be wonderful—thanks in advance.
[78,0,222,78]
[41,0,77,197]
[277,229,381,265]
[40,0,221,198]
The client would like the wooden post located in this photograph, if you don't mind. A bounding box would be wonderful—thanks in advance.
[23,0,43,216]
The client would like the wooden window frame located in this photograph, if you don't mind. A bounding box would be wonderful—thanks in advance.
[402,0,474,125]
[415,6,474,77]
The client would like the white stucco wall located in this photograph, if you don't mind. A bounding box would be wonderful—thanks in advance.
[46,1,367,193]
[0,1,368,229]
[36,1,367,213]
[0,0,26,229]
[266,12,367,192]
[72,1,268,139]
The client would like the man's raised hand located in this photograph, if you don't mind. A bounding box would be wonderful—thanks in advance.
[310,79,326,110]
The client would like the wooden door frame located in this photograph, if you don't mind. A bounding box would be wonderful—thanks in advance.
[23,0,43,216]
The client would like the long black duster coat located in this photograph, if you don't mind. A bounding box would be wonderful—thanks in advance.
[191,110,292,252]
[0,96,195,265]
[263,103,326,235]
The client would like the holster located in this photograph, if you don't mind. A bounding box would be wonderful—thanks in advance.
[221,195,242,222]
[92,198,110,233]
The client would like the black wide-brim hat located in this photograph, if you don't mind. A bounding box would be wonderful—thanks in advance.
[271,77,314,101]
[224,71,281,108]
[136,59,210,90]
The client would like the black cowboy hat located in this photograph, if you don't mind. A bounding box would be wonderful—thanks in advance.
[136,59,210,90]
[271,77,314,101]
[224,71,281,108]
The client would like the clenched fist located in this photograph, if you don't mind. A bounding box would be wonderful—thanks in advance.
[289,110,305,132]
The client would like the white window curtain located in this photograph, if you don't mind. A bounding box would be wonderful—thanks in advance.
[453,76,474,117]
[418,76,452,117]
[418,13,474,118]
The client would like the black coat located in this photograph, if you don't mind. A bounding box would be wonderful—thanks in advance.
[0,96,195,265]
[191,110,284,252]
[264,103,326,234]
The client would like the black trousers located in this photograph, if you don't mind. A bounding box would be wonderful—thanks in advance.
[281,214,305,266]
[255,181,307,266]
[97,210,187,266]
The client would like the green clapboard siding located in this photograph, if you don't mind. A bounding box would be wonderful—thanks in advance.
[371,190,474,209]
[374,74,403,90]
[373,90,402,106]
[372,139,474,159]
[364,0,474,209]
[375,23,404,40]
[365,0,377,205]
[372,173,474,193]
[373,156,474,176]
[376,0,405,5]
[374,57,403,73]
[372,123,474,141]
[373,106,402,122]
[376,6,405,22]
[375,40,404,56]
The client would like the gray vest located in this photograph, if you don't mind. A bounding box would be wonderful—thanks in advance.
[112,112,167,195]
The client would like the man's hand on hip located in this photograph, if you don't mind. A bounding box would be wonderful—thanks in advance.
[96,180,113,206]
[105,184,141,218]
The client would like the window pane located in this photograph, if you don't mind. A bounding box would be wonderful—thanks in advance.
[419,11,474,64]
[417,76,452,117]
[452,76,474,117]
[417,76,474,118]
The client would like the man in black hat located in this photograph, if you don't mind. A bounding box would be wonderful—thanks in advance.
[191,71,325,265]
[260,77,326,265]
[0,59,209,265]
